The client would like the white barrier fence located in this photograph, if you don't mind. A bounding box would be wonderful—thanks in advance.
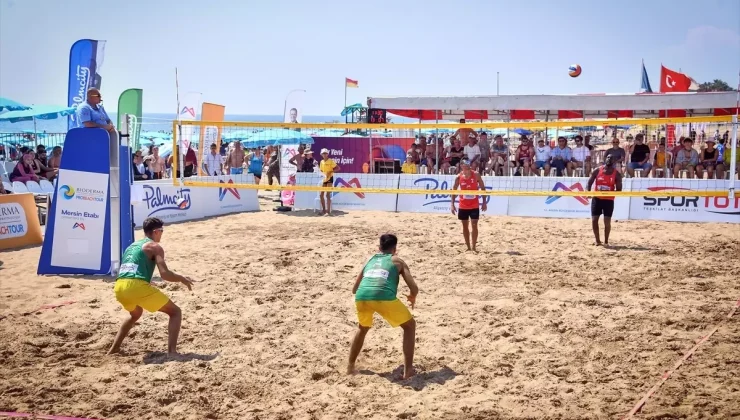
[293,173,739,223]
[130,174,259,227]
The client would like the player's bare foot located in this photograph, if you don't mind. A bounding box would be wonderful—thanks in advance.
[593,241,602,246]
[603,242,610,248]
[402,368,415,379]
[346,365,358,375]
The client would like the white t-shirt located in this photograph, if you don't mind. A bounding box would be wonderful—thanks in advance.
[204,153,222,176]
[463,144,481,161]
[572,146,591,162]
[534,145,550,162]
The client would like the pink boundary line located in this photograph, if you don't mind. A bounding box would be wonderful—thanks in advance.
[0,412,102,420]
[623,298,740,419]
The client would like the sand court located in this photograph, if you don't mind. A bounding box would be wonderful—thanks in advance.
[1,198,739,419]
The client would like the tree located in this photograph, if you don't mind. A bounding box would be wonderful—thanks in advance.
[697,79,734,92]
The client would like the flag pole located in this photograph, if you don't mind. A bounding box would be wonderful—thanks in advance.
[344,78,347,123]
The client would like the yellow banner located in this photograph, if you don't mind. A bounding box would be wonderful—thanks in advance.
[198,103,226,176]
[0,193,43,250]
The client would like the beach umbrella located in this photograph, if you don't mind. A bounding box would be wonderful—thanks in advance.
[0,105,76,140]
[513,128,533,136]
[240,129,314,148]
[341,103,365,117]
[0,97,31,112]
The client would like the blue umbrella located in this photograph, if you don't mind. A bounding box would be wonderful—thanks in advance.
[513,128,533,136]
[0,97,31,112]
[0,105,76,140]
[241,129,314,148]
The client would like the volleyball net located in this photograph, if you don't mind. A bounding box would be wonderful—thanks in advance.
[170,115,738,199]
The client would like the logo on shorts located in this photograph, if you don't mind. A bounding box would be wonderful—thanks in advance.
[73,222,86,230]
[546,182,589,205]
[218,179,240,201]
[332,177,365,199]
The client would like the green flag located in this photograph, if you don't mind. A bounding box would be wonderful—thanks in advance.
[117,88,143,150]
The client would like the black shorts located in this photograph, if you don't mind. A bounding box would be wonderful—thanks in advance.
[458,208,480,221]
[322,177,334,187]
[591,198,614,218]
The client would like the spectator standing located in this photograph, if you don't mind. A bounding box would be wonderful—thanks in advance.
[146,147,166,179]
[289,144,306,171]
[478,132,491,174]
[77,88,116,133]
[265,152,280,185]
[226,141,245,175]
[300,149,316,173]
[203,143,222,176]
[183,145,197,178]
[246,148,263,184]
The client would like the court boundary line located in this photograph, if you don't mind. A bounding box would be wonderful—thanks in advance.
[623,298,740,419]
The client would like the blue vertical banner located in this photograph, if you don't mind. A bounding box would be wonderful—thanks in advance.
[67,39,106,130]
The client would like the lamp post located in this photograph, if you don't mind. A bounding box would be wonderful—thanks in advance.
[283,89,306,122]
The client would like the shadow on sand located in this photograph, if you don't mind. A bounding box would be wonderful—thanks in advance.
[143,351,220,365]
[359,365,459,391]
[275,209,348,218]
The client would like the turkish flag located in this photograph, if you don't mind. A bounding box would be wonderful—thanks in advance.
[660,65,693,92]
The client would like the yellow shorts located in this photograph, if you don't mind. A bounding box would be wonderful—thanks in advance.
[114,279,170,313]
[355,299,413,328]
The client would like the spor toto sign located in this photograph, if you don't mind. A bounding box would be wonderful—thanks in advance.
[643,187,740,215]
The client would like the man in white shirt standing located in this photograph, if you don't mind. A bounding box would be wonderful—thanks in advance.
[463,136,482,172]
[571,135,592,176]
[204,143,222,176]
[533,138,551,176]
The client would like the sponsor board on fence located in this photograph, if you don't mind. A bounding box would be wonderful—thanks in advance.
[629,179,739,223]
[396,175,509,215]
[294,173,399,212]
[50,169,110,269]
[132,175,258,227]
[0,193,43,250]
[506,177,630,220]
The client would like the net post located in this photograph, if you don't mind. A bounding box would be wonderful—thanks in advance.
[171,119,179,186]
[729,115,737,200]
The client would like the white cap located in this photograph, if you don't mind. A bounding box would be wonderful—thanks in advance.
[320,148,329,154]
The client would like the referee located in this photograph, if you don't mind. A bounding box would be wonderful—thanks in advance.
[586,154,622,247]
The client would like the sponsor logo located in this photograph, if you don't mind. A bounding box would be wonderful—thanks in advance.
[143,186,191,217]
[412,177,492,207]
[642,187,740,215]
[545,182,589,205]
[218,179,241,201]
[283,147,298,158]
[332,177,365,199]
[73,222,86,230]
[59,185,105,202]
[61,209,100,219]
[0,203,26,239]
[180,106,195,118]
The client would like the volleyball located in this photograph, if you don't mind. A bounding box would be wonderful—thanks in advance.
[568,64,582,78]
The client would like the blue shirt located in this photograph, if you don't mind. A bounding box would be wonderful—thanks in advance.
[77,101,110,127]
[550,146,572,161]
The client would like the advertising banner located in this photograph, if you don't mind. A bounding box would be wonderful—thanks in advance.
[293,173,399,212]
[629,179,739,223]
[310,137,416,174]
[117,88,143,150]
[178,92,202,153]
[0,193,43,250]
[50,169,110,270]
[198,103,226,176]
[506,177,631,220]
[395,175,508,215]
[67,39,106,130]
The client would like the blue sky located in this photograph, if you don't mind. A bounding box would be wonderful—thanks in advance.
[1,0,738,116]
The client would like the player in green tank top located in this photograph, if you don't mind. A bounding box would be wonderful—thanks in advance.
[348,234,419,379]
[108,217,195,356]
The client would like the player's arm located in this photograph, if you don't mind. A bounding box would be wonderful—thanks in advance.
[615,171,623,192]
[450,177,460,212]
[586,169,599,191]
[394,257,418,308]
[477,173,487,211]
[351,269,363,294]
[147,243,194,290]
[289,154,298,166]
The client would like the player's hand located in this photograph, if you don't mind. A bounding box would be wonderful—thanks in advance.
[180,277,195,291]
[407,294,416,309]
[482,202,488,212]
[451,206,457,215]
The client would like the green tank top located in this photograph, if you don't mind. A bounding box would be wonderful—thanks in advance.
[355,253,400,301]
[117,238,156,282]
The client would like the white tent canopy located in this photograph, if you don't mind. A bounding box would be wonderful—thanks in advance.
[367,92,738,120]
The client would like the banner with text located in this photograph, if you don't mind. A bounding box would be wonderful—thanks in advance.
[311,137,416,174]
[0,193,43,250]
[629,179,738,223]
[67,39,106,129]
[117,88,143,150]
[395,175,509,215]
[198,102,226,176]
[178,92,202,153]
[293,173,399,212]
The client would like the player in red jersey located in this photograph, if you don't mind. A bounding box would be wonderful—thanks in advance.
[451,159,487,252]
[586,154,623,247]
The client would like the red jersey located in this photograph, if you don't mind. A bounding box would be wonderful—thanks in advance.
[458,171,480,210]
[594,166,617,200]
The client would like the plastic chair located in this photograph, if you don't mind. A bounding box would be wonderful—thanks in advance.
[4,161,15,175]
[12,181,29,193]
[633,169,644,178]
[574,167,585,177]
[2,181,12,192]
[1,173,8,183]
[39,179,55,193]
[25,180,44,194]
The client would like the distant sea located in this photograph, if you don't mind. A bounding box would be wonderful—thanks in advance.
[0,113,415,134]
